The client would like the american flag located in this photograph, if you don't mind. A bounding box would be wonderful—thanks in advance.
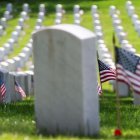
[0,78,6,99]
[115,47,140,94]
[15,81,26,98]
[97,83,102,95]
[98,59,116,83]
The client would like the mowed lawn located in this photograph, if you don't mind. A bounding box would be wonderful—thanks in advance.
[0,0,140,139]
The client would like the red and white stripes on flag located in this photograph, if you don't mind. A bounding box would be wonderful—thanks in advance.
[97,83,102,95]
[0,81,6,99]
[15,81,26,98]
[98,59,116,83]
[116,64,140,93]
[116,47,140,94]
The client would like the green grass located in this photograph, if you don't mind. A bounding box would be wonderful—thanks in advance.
[0,91,140,140]
[0,0,140,139]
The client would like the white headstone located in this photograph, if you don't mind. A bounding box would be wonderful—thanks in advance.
[11,31,19,43]
[113,19,121,27]
[74,5,80,14]
[39,4,46,13]
[36,19,42,26]
[18,52,27,64]
[126,1,132,9]
[15,25,22,36]
[0,25,4,36]
[115,26,124,34]
[94,26,102,33]
[0,62,9,71]
[132,14,138,24]
[26,42,32,52]
[94,20,101,26]
[20,11,28,20]
[96,32,103,40]
[8,38,15,48]
[1,17,7,29]
[56,4,63,13]
[38,12,45,20]
[91,5,98,14]
[33,24,99,136]
[115,81,130,97]
[109,5,116,16]
[6,3,13,13]
[18,18,24,28]
[25,70,34,96]
[22,47,31,58]
[74,13,80,24]
[133,93,140,105]
[56,13,62,20]
[128,6,135,17]
[4,11,11,20]
[13,56,21,69]
[134,20,140,31]
[15,72,27,96]
[23,3,30,13]
[117,32,127,43]
[3,43,12,55]
[35,25,41,31]
[112,14,119,20]
[0,70,9,103]
[0,48,5,61]
[7,59,16,71]
[55,19,61,25]
[92,13,99,20]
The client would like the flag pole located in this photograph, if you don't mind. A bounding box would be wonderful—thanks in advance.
[113,33,122,136]
[97,52,103,96]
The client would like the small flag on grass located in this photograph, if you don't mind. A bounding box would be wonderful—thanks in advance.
[15,81,26,98]
[0,78,6,99]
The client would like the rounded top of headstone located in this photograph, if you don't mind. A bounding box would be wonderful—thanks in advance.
[33,24,96,40]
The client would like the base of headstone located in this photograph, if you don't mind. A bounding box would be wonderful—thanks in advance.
[112,81,129,97]
[133,93,140,105]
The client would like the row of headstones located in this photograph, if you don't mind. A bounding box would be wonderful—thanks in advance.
[0,39,33,72]
[7,3,46,14]
[6,3,31,14]
[35,4,46,30]
[0,3,30,35]
[1,69,34,103]
[55,4,65,25]
[0,12,12,36]
[54,4,83,25]
[0,5,48,72]
[73,5,83,25]
[0,3,47,71]
[91,5,115,69]
[0,10,30,62]
[126,1,140,36]
[0,4,14,33]
[0,3,46,35]
[110,5,140,104]
[25,5,47,69]
[110,5,136,53]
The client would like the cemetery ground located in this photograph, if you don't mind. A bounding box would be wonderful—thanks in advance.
[0,0,140,139]
[0,86,140,140]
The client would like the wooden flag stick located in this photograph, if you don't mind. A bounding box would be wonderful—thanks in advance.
[113,33,122,135]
